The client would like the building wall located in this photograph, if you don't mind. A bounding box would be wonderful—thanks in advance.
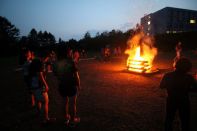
[141,7,197,35]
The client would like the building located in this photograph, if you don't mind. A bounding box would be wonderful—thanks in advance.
[141,7,197,35]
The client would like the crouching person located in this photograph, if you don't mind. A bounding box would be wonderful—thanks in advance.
[160,57,197,131]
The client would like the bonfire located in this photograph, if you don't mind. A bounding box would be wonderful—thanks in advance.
[125,29,158,73]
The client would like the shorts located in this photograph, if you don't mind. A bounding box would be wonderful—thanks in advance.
[58,84,77,97]
[32,88,45,102]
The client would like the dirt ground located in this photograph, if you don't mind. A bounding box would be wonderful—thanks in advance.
[0,52,197,131]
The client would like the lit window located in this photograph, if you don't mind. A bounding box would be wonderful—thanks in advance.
[190,19,196,24]
[148,15,151,19]
[166,31,170,34]
[148,27,150,31]
[173,31,177,33]
[148,21,151,25]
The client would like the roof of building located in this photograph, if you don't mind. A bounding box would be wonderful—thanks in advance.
[153,7,197,14]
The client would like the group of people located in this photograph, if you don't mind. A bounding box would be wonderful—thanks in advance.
[113,46,122,56]
[20,42,197,130]
[22,49,81,125]
[101,46,122,61]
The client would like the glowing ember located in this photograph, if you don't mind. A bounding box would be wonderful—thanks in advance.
[125,28,157,73]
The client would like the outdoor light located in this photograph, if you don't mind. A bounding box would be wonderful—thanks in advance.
[148,21,151,25]
[173,31,177,33]
[166,31,170,34]
[190,19,196,24]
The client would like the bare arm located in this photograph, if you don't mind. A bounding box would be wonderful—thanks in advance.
[39,72,49,92]
[74,71,81,90]
[159,74,167,89]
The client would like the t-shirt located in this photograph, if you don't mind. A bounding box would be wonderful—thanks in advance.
[31,75,40,88]
[23,60,31,76]
[160,71,197,101]
[58,58,78,87]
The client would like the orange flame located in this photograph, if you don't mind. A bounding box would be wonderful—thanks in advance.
[125,31,157,73]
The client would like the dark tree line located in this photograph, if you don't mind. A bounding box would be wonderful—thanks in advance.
[20,28,56,55]
[78,29,134,51]
[55,29,135,58]
[27,29,56,46]
[155,31,197,52]
[1,16,197,57]
[0,16,57,56]
[21,29,57,58]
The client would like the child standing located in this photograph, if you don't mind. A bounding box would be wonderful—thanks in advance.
[58,49,81,125]
[29,58,51,123]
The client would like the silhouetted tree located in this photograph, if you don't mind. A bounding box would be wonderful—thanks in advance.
[58,38,62,44]
[28,28,38,41]
[68,38,78,49]
[19,36,28,46]
[43,31,48,42]
[37,31,43,41]
[27,28,38,48]
[84,31,91,39]
[0,16,20,56]
[95,32,100,37]
[48,32,56,44]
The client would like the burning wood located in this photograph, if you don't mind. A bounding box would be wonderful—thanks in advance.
[125,28,158,74]
[127,59,151,73]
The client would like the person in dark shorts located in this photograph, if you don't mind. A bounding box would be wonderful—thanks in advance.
[29,58,52,123]
[58,49,81,125]
[160,57,197,131]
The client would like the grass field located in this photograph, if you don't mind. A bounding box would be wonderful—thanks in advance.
[0,52,197,131]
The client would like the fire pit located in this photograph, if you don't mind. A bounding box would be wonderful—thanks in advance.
[127,60,150,73]
[125,28,159,74]
[127,47,151,73]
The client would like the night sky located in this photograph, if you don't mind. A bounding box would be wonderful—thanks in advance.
[0,0,197,40]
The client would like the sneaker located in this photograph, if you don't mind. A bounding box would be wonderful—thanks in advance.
[73,117,80,123]
[42,118,56,124]
[64,114,71,126]
[69,117,80,128]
